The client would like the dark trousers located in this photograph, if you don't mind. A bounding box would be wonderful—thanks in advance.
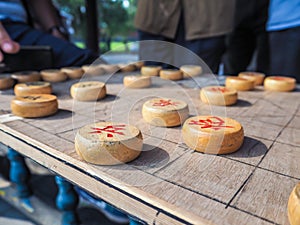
[138,13,225,74]
[3,21,98,68]
[269,26,300,83]
[223,0,270,75]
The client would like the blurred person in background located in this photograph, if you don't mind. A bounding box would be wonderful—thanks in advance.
[267,0,300,82]
[223,0,270,75]
[0,0,98,68]
[134,0,236,74]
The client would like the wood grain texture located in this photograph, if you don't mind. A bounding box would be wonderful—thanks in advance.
[231,168,299,225]
[0,74,299,224]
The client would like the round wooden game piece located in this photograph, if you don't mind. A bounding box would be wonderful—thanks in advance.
[100,64,120,74]
[123,75,151,88]
[61,67,84,79]
[134,61,144,69]
[180,65,202,77]
[225,76,255,91]
[11,71,41,83]
[40,69,67,82]
[141,66,162,76]
[118,63,136,72]
[0,75,15,90]
[75,122,143,165]
[11,94,58,118]
[142,98,189,127]
[81,64,105,76]
[264,76,296,92]
[14,81,52,96]
[159,69,183,81]
[182,116,244,154]
[288,183,300,225]
[238,71,265,85]
[200,86,238,106]
[70,81,106,101]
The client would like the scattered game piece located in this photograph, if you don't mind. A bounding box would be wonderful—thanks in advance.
[123,75,151,88]
[61,67,84,79]
[134,61,144,69]
[75,122,143,165]
[288,183,300,225]
[182,115,244,154]
[11,71,41,83]
[100,64,120,74]
[238,71,265,85]
[40,69,67,82]
[118,63,136,72]
[180,65,202,77]
[14,82,52,96]
[70,81,106,101]
[225,76,255,91]
[264,76,296,92]
[142,98,189,127]
[159,69,183,81]
[11,94,58,118]
[0,75,15,90]
[81,64,105,76]
[141,66,162,76]
[200,86,238,106]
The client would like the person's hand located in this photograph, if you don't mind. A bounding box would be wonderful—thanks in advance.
[0,22,20,62]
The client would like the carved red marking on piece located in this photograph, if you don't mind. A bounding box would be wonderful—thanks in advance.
[210,87,228,93]
[90,125,126,138]
[153,99,179,107]
[273,77,287,81]
[188,116,234,131]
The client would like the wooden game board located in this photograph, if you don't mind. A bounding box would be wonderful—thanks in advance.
[0,73,299,225]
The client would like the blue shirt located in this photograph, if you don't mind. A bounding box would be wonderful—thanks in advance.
[0,0,27,23]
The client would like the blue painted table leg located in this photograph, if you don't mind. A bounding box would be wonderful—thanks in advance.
[7,147,31,199]
[55,176,79,225]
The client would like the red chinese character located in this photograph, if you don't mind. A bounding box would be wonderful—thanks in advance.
[210,87,228,93]
[188,116,234,131]
[153,99,178,107]
[90,124,126,138]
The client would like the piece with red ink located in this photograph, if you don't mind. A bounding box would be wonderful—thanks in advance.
[200,86,238,106]
[182,115,244,154]
[142,98,189,127]
[264,76,296,92]
[75,122,143,165]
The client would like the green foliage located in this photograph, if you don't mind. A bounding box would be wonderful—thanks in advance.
[54,0,137,41]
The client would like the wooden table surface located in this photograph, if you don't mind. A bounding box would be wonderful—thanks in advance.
[0,72,299,225]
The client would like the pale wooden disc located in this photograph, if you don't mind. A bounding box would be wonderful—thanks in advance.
[61,67,84,79]
[182,115,244,154]
[141,66,162,76]
[142,98,189,127]
[118,63,137,72]
[0,75,15,90]
[75,122,143,165]
[288,183,300,225]
[264,76,296,92]
[200,86,238,106]
[81,64,105,76]
[159,69,183,81]
[14,81,52,96]
[238,71,265,85]
[70,81,106,101]
[225,76,255,91]
[123,75,151,88]
[41,69,67,82]
[11,71,41,83]
[11,94,58,118]
[180,65,202,77]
